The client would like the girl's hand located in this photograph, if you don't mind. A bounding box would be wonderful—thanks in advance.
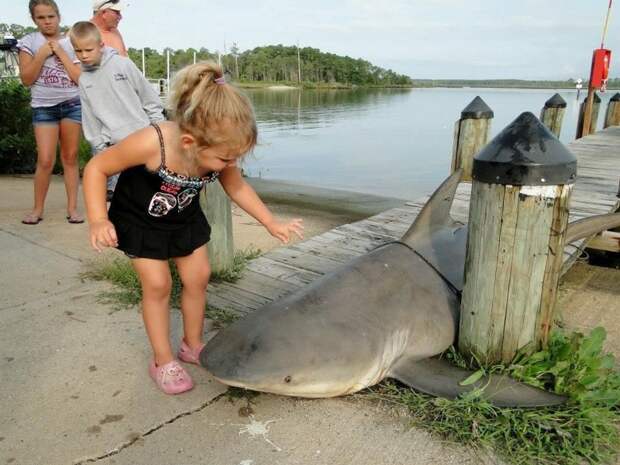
[48,40,61,55]
[266,218,304,244]
[89,220,119,252]
[36,42,54,59]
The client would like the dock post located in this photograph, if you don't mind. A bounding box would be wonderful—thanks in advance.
[540,93,567,138]
[604,92,620,128]
[451,96,493,181]
[576,92,601,139]
[200,182,234,274]
[458,112,577,364]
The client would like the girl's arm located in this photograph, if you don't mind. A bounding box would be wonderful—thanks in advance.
[218,166,303,243]
[18,47,52,86]
[49,41,81,83]
[83,126,160,251]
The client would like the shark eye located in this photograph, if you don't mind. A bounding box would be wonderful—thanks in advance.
[284,376,292,383]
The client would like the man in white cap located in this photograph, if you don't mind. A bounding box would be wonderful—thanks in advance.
[91,0,128,57]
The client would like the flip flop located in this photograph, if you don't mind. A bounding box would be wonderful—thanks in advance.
[66,214,85,224]
[22,214,43,225]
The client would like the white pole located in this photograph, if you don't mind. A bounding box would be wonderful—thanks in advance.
[193,50,196,64]
[166,49,170,94]
[141,48,145,77]
[297,41,302,84]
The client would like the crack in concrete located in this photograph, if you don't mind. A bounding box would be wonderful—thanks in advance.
[73,392,228,464]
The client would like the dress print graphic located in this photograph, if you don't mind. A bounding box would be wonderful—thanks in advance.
[147,180,199,217]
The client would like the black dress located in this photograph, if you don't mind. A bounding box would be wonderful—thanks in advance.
[108,123,219,259]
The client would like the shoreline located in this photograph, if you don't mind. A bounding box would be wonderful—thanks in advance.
[246,176,406,218]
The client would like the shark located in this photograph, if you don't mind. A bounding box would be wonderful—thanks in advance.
[201,170,620,407]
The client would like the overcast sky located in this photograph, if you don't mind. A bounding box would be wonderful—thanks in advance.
[4,0,619,80]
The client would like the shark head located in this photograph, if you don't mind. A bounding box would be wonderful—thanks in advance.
[202,292,388,397]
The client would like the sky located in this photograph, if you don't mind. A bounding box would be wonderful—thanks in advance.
[3,0,619,80]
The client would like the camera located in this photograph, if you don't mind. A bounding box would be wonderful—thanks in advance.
[0,35,18,52]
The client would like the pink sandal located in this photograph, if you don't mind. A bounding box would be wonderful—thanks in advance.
[177,339,206,365]
[149,359,193,395]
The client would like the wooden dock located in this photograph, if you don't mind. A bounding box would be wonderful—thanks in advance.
[208,126,620,317]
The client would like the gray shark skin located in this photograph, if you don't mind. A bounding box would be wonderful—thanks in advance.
[202,170,620,407]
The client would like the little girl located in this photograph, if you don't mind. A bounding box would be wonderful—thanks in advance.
[83,62,303,395]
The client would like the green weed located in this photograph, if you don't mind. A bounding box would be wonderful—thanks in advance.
[85,247,260,314]
[211,247,261,283]
[368,327,620,465]
[204,307,242,327]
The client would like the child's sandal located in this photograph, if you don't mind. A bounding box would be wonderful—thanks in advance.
[148,359,193,395]
[177,339,206,365]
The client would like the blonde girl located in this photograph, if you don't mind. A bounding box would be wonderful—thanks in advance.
[83,62,303,395]
[18,0,83,224]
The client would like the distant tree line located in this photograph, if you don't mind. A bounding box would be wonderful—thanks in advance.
[127,44,413,87]
[2,23,619,90]
[412,78,620,90]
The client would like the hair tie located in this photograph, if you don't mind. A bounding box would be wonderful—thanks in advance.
[214,76,226,85]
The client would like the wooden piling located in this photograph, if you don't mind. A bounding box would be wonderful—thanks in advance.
[540,93,566,138]
[200,182,234,274]
[458,112,577,365]
[451,96,493,182]
[604,92,620,128]
[576,92,601,139]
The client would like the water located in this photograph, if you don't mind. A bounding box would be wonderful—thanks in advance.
[243,87,615,200]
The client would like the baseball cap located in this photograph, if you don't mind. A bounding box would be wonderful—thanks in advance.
[93,0,125,11]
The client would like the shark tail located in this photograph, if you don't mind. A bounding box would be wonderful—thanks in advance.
[565,212,620,244]
[389,357,566,408]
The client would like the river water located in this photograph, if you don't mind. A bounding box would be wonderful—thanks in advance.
[243,87,615,200]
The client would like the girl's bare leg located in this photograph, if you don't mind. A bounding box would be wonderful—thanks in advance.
[27,124,59,219]
[58,119,82,218]
[132,258,175,366]
[173,245,211,349]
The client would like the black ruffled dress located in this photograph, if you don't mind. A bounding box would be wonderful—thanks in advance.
[108,124,219,259]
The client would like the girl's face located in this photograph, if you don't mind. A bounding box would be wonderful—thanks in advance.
[195,144,240,173]
[32,4,60,37]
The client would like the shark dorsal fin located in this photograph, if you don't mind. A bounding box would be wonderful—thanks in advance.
[401,169,462,247]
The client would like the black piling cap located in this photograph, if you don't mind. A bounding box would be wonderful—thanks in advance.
[461,96,494,119]
[473,112,577,186]
[611,92,620,102]
[544,93,567,109]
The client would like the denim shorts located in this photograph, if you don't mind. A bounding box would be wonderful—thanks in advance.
[32,97,82,126]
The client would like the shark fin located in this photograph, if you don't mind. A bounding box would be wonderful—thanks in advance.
[565,212,620,244]
[401,169,463,248]
[389,357,566,408]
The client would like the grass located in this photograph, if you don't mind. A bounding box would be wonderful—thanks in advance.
[84,246,261,313]
[211,247,261,283]
[367,327,620,465]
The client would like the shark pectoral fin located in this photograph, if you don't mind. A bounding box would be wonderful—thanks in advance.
[388,357,566,408]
